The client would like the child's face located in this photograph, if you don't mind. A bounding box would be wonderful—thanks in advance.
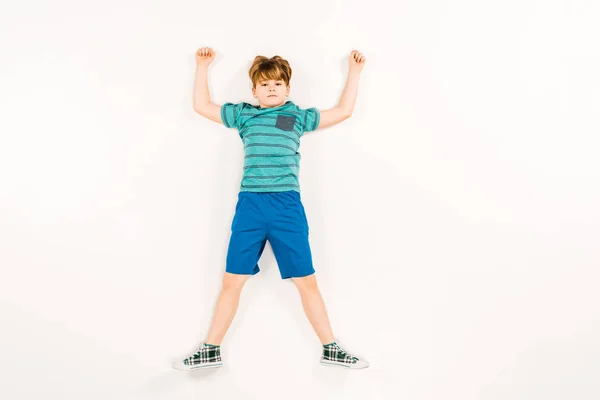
[252,78,290,108]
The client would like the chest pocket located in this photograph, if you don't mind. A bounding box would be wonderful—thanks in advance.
[275,115,297,131]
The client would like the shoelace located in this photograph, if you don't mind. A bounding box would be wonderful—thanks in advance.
[331,342,358,362]
[186,344,209,361]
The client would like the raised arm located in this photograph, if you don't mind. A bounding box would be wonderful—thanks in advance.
[316,50,366,130]
[193,47,223,124]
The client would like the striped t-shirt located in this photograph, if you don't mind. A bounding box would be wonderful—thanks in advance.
[220,100,320,193]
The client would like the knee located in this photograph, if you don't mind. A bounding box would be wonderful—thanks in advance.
[221,273,248,294]
[293,274,318,293]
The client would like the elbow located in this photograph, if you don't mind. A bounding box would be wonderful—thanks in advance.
[193,100,211,113]
[340,107,352,119]
[193,105,207,116]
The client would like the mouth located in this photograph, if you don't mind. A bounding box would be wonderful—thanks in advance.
[268,95,277,97]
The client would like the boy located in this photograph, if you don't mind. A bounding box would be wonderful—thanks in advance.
[172,48,368,370]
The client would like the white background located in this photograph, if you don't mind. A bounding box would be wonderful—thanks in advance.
[1,0,599,399]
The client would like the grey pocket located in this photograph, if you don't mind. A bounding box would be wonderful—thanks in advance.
[275,115,296,131]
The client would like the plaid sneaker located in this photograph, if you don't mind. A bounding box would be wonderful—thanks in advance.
[320,341,369,369]
[172,343,223,370]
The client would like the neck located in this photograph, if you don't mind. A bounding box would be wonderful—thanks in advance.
[259,100,286,109]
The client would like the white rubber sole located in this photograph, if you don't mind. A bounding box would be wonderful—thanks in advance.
[320,359,369,369]
[172,361,223,371]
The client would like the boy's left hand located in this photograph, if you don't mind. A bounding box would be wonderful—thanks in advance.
[349,50,366,74]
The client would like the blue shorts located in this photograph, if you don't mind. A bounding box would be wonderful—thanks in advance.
[226,190,315,279]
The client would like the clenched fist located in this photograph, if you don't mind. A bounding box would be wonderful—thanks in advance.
[349,50,366,74]
[196,47,215,67]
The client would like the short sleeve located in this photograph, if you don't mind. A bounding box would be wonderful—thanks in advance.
[298,107,320,133]
[221,102,248,129]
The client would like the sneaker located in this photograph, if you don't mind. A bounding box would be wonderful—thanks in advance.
[172,343,223,370]
[320,341,369,369]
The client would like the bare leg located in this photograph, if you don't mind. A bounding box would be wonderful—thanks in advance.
[292,274,335,345]
[204,272,250,345]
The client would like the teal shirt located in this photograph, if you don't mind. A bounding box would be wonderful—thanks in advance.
[221,100,320,193]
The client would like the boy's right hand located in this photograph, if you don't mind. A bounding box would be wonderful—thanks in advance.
[196,47,215,67]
